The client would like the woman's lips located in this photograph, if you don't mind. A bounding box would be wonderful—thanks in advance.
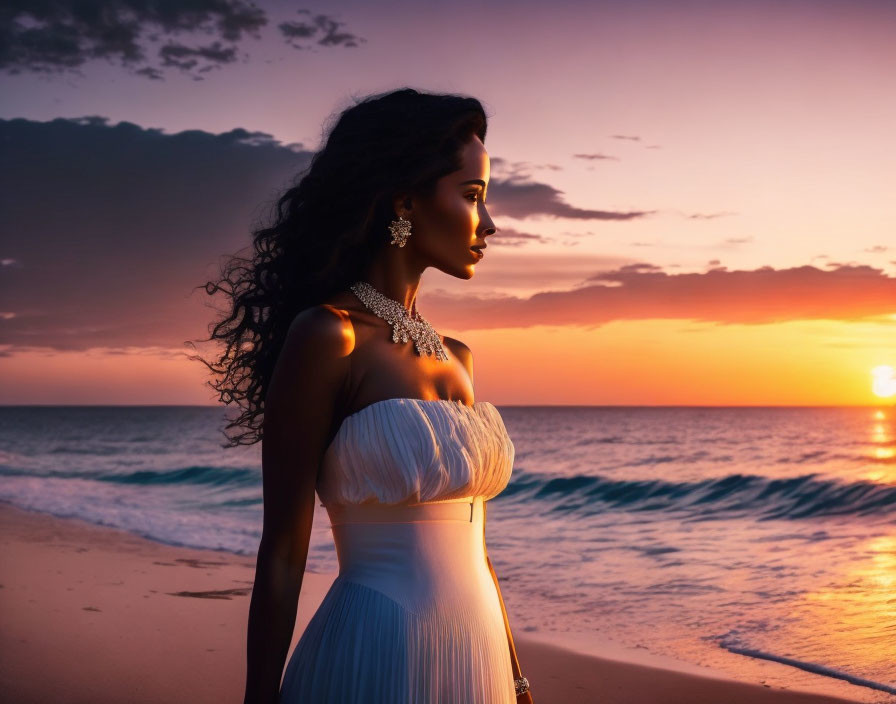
[470,247,485,260]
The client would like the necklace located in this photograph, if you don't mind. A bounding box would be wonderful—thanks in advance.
[349,280,449,362]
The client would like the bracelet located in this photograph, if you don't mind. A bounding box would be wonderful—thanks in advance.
[514,676,530,696]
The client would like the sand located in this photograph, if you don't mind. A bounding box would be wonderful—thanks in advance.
[0,501,869,704]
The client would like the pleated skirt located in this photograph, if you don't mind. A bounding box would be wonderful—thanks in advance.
[279,497,516,704]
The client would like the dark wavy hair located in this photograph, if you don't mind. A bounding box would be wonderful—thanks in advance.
[187,88,489,447]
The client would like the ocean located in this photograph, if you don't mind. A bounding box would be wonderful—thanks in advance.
[1,405,894,701]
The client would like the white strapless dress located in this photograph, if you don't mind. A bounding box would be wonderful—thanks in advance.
[279,397,517,704]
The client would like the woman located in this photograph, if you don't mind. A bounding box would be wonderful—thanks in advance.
[199,88,532,703]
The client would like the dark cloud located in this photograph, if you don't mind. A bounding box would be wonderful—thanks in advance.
[134,66,164,81]
[0,1,364,81]
[159,40,239,73]
[489,157,533,181]
[0,115,313,351]
[488,177,656,221]
[3,116,891,356]
[487,157,653,220]
[279,10,366,49]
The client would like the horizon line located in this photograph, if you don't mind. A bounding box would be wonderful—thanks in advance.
[1,403,893,409]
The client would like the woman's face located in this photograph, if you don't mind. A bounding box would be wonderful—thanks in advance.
[406,135,496,279]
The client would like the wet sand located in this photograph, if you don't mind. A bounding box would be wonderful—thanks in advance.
[0,501,865,704]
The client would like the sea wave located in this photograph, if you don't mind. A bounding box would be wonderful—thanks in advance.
[2,462,894,520]
[500,470,896,520]
[0,464,260,489]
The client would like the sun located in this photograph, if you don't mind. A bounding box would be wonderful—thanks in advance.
[871,365,896,398]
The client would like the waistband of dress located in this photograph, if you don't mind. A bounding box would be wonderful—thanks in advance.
[324,496,484,526]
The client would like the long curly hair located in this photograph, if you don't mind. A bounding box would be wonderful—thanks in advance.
[188,88,489,447]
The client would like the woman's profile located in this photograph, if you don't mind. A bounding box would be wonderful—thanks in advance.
[200,87,531,703]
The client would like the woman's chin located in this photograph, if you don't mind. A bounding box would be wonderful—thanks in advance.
[453,263,477,280]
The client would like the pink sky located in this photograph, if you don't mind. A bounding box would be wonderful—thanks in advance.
[1,0,894,405]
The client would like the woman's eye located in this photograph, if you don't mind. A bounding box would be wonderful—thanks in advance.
[465,193,480,202]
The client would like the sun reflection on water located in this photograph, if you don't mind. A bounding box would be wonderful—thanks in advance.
[862,409,896,480]
[789,534,896,687]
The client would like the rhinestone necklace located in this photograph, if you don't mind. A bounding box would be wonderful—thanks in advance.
[349,280,449,362]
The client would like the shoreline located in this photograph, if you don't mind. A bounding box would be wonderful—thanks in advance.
[0,501,869,704]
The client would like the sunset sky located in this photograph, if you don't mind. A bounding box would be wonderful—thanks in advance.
[1,0,894,405]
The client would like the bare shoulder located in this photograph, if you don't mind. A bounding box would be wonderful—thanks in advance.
[316,289,382,331]
[442,335,474,380]
[318,288,360,314]
[442,335,472,360]
[266,304,354,410]
[285,304,354,360]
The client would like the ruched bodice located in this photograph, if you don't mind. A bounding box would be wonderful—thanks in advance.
[317,398,515,506]
[282,397,518,703]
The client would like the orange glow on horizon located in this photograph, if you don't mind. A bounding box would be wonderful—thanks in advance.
[2,317,895,406]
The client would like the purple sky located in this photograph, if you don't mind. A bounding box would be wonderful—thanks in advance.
[1,0,894,404]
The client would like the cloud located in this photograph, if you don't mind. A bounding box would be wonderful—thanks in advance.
[0,1,364,81]
[491,227,552,247]
[606,135,662,149]
[279,10,366,49]
[0,115,313,351]
[572,153,619,161]
[418,262,896,331]
[687,211,738,220]
[489,156,562,179]
[3,116,891,355]
[488,178,657,221]
[158,40,239,73]
[489,153,656,221]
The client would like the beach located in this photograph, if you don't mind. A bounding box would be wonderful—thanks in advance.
[0,501,869,704]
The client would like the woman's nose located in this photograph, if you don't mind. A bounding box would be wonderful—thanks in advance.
[480,208,496,236]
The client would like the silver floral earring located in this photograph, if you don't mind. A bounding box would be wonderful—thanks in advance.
[388,215,412,247]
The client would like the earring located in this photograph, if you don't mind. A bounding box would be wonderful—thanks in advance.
[388,215,412,247]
